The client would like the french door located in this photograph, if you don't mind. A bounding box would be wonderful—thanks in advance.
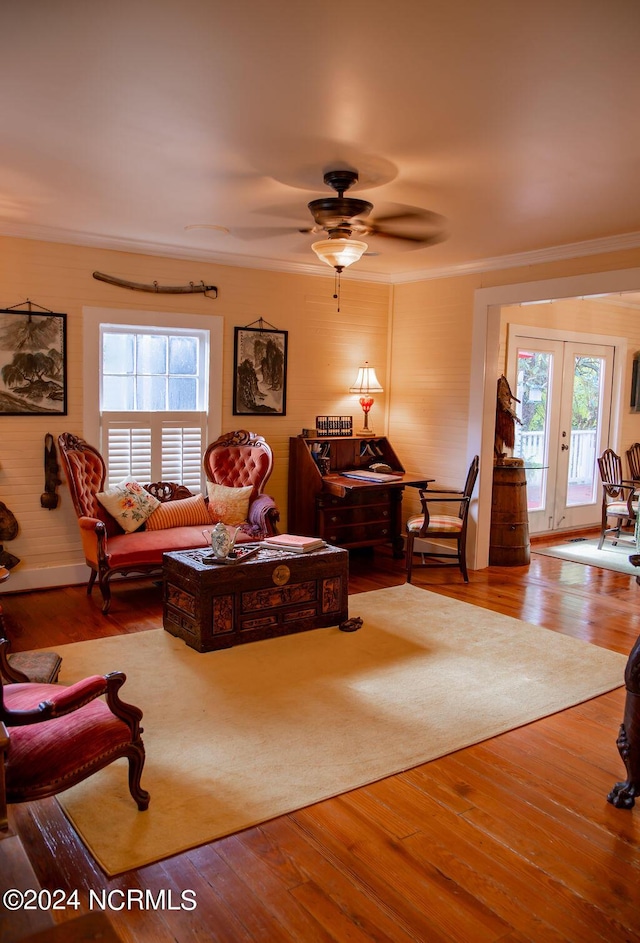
[506,331,615,534]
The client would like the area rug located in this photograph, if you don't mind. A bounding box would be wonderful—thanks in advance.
[533,536,639,576]
[46,583,626,875]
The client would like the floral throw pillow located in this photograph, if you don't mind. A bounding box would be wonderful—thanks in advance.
[206,483,253,526]
[96,478,160,534]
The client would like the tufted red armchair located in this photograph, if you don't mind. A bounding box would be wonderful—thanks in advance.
[0,639,149,831]
[203,430,280,537]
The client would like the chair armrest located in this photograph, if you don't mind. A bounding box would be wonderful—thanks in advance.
[422,488,464,494]
[4,675,107,727]
[42,675,107,716]
[77,516,108,565]
[248,494,280,536]
[601,483,639,516]
[78,516,106,534]
[418,493,466,506]
[416,494,470,531]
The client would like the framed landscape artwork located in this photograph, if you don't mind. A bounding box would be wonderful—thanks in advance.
[0,310,67,415]
[233,326,288,416]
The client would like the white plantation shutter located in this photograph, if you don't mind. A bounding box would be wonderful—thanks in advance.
[105,423,152,486]
[103,414,206,492]
[160,422,205,491]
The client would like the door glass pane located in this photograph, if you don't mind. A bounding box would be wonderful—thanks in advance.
[513,350,552,512]
[566,355,602,506]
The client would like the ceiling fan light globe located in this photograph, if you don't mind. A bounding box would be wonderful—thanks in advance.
[311,238,368,270]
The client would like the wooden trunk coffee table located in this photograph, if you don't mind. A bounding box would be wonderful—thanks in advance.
[163,543,350,652]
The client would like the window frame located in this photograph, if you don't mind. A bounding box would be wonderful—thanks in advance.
[83,306,223,489]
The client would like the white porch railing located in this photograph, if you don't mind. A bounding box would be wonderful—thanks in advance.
[514,429,597,483]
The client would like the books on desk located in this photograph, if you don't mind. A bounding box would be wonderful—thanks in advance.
[261,534,325,553]
[341,470,402,483]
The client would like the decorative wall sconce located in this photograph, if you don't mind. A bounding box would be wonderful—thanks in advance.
[349,362,383,436]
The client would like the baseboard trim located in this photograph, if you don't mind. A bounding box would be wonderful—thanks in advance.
[0,563,87,594]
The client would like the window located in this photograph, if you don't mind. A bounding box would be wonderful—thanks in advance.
[101,325,208,490]
[83,308,223,493]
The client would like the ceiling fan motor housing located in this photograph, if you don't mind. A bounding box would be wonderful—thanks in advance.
[305,166,446,246]
[307,197,374,233]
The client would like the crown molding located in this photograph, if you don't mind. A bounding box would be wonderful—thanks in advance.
[0,222,391,284]
[2,222,640,286]
[392,230,640,283]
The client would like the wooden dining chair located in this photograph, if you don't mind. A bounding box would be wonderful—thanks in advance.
[406,456,479,583]
[626,442,640,482]
[597,448,638,549]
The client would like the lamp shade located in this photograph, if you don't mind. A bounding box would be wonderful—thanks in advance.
[349,362,383,394]
[311,238,368,271]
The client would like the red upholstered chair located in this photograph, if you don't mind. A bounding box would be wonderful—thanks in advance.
[203,430,280,538]
[0,638,149,831]
[405,455,479,583]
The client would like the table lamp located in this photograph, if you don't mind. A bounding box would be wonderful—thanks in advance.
[349,362,383,436]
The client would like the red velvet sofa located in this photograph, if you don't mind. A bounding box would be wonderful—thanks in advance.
[58,431,279,614]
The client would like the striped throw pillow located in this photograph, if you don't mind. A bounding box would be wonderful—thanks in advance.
[145,494,211,531]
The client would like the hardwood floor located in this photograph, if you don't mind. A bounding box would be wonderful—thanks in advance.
[2,539,640,943]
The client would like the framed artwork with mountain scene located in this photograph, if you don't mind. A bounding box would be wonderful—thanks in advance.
[0,309,67,415]
[233,326,287,416]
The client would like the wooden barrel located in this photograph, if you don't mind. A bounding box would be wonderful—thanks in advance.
[489,465,530,566]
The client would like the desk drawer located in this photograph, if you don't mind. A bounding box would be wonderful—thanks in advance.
[319,503,391,526]
[325,521,392,544]
[319,487,390,508]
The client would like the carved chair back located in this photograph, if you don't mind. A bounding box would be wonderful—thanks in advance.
[459,454,480,519]
[598,448,625,500]
[58,432,107,519]
[627,442,640,482]
[203,430,274,501]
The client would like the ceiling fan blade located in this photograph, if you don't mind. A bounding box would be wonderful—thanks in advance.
[360,205,447,245]
[367,228,441,244]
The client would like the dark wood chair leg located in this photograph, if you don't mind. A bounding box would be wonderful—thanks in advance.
[458,537,469,582]
[608,634,640,809]
[98,573,112,614]
[406,532,415,583]
[125,744,150,811]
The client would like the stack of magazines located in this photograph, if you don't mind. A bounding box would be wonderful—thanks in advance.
[260,534,325,553]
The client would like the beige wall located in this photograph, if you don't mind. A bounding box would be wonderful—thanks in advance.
[388,249,640,530]
[0,236,390,591]
[4,232,640,593]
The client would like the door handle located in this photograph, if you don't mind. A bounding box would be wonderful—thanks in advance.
[561,443,569,451]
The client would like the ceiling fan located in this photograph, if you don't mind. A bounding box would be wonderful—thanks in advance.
[302,169,447,272]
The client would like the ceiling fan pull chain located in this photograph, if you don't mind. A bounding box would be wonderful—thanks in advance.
[333,269,341,312]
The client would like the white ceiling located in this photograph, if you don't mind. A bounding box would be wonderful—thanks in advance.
[2,0,640,282]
